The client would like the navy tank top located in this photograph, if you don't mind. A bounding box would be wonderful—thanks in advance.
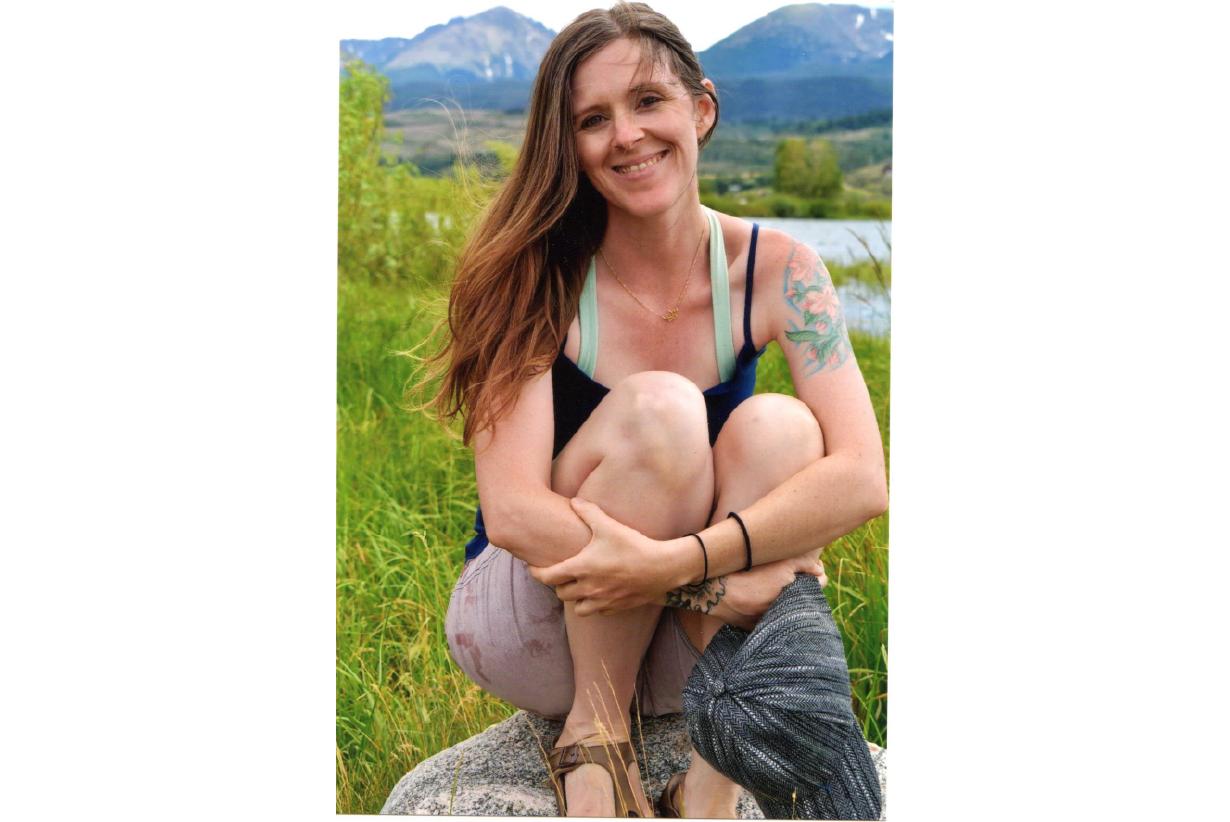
[465,224,765,561]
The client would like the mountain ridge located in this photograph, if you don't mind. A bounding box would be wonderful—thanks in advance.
[341,4,893,120]
[699,3,894,79]
[341,6,555,84]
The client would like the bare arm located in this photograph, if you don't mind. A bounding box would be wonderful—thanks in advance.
[471,366,591,568]
[663,552,828,630]
[534,234,887,613]
[673,237,888,576]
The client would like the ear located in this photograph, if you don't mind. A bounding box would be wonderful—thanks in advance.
[695,78,717,139]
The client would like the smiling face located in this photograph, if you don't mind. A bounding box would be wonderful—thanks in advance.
[569,37,716,219]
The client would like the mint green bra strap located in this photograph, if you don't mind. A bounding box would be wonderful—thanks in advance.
[577,256,599,378]
[582,213,733,383]
[708,208,737,382]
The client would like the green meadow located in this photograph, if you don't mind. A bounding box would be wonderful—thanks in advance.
[336,62,890,815]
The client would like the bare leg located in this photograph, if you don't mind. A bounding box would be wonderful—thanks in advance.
[676,394,825,818]
[551,372,715,816]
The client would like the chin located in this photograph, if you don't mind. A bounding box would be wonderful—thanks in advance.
[602,184,689,218]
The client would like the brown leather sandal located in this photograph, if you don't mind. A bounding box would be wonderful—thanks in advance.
[657,771,686,818]
[547,738,646,817]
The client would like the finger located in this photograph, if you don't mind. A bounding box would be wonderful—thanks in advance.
[575,597,611,618]
[569,497,610,532]
[788,554,822,575]
[529,559,577,588]
[813,559,828,587]
[554,581,583,602]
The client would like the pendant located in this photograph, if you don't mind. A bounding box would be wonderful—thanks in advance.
[663,308,679,321]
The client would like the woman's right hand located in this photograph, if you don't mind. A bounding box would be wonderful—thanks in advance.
[713,553,826,631]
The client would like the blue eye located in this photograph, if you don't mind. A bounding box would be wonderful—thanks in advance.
[640,95,662,107]
[580,114,604,129]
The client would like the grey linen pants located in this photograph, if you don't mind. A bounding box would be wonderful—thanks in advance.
[444,545,702,720]
[683,574,883,820]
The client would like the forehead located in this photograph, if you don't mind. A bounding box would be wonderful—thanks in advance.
[571,38,679,108]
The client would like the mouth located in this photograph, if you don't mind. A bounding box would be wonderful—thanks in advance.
[613,149,669,175]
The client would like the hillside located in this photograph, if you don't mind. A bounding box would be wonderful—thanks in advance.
[341,6,554,84]
[377,108,891,184]
[699,3,893,79]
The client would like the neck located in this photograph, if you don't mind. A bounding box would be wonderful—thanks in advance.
[600,199,710,294]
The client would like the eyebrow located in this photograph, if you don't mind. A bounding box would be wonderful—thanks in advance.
[571,82,671,117]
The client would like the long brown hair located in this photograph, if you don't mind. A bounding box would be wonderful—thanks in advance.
[416,2,719,446]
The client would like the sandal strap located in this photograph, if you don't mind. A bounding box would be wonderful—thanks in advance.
[658,770,687,818]
[547,739,642,817]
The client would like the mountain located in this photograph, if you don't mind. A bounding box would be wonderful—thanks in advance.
[698,3,893,79]
[716,75,891,121]
[341,6,555,84]
[342,4,893,121]
[338,37,415,70]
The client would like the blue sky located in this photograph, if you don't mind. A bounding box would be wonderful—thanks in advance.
[339,1,894,53]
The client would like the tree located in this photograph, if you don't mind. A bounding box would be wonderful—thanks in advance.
[773,138,844,201]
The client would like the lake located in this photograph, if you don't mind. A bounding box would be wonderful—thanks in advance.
[756,218,892,337]
[754,218,891,266]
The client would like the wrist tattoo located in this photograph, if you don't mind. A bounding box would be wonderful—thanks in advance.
[664,576,728,614]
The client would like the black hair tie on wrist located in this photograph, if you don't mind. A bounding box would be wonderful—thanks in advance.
[727,511,752,571]
[686,533,707,584]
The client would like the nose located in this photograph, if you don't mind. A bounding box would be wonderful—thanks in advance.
[611,110,644,151]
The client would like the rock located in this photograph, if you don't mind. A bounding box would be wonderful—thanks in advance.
[381,711,888,819]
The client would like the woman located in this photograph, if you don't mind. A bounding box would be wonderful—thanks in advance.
[424,2,887,817]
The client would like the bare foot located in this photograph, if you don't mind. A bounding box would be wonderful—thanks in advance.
[554,716,653,817]
[561,760,651,817]
[680,752,741,818]
[679,778,738,819]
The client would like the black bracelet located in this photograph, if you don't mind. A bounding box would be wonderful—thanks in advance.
[686,533,707,584]
[727,511,752,571]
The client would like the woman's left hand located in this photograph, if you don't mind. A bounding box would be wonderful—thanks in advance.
[528,498,678,616]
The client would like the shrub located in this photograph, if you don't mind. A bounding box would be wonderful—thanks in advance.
[773,137,844,201]
[338,59,480,285]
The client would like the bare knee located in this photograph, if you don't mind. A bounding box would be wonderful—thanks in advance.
[607,371,710,477]
[713,394,822,495]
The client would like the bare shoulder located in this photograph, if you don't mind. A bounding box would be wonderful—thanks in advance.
[705,214,827,350]
[711,209,754,262]
[747,226,826,334]
[750,227,856,374]
[748,225,802,285]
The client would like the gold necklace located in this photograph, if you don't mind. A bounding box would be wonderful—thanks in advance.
[599,222,708,322]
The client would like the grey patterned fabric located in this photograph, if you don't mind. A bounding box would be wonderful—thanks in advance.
[682,574,882,820]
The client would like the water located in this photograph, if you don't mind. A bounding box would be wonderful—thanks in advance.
[756,218,892,337]
[754,218,891,266]
[835,278,891,337]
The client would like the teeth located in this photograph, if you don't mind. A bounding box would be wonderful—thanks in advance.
[616,151,665,174]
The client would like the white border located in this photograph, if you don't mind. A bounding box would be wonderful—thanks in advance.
[5,1,1227,819]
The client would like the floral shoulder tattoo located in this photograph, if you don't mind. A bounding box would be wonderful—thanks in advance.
[782,241,854,375]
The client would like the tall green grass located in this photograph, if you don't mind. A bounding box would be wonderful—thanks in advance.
[337,278,516,814]
[336,60,890,814]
